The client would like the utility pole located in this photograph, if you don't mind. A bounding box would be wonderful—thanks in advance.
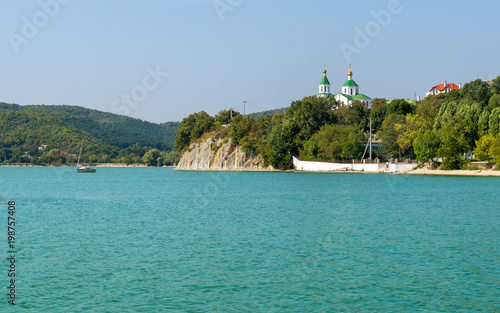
[230,108,233,120]
[243,100,247,117]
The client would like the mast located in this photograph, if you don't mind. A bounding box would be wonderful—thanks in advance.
[369,116,372,160]
[77,139,84,166]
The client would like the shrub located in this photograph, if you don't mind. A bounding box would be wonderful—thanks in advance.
[474,135,498,161]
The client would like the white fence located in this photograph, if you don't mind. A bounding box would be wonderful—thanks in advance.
[292,157,418,173]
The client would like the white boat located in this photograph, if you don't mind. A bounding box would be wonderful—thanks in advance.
[76,139,96,173]
[77,165,96,173]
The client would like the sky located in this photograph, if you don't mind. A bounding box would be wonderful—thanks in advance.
[1,0,499,123]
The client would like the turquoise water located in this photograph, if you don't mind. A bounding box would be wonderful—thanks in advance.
[0,167,499,312]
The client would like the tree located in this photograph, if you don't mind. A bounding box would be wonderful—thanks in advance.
[214,109,240,125]
[436,115,468,170]
[370,98,388,133]
[336,100,369,131]
[265,119,295,170]
[285,96,336,147]
[488,107,500,137]
[228,115,256,146]
[473,135,498,161]
[379,113,406,158]
[160,151,179,166]
[142,148,161,166]
[413,130,441,164]
[395,114,425,155]
[416,93,447,129]
[456,101,481,151]
[262,96,336,169]
[300,124,364,160]
[487,94,500,111]
[87,154,98,164]
[491,75,500,95]
[492,139,500,163]
[122,155,133,165]
[386,99,414,116]
[174,111,214,152]
[478,110,490,137]
[433,99,459,131]
[461,79,491,107]
[132,156,142,164]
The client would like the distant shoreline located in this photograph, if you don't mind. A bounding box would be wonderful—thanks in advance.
[0,163,166,168]
[1,164,499,176]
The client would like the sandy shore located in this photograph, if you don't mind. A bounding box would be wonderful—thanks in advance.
[406,167,500,176]
[0,163,150,168]
[97,163,148,167]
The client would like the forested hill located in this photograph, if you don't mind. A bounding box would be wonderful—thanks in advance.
[0,101,289,165]
[0,102,180,150]
[250,107,287,119]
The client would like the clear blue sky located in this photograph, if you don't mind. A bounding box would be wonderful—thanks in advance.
[1,0,499,123]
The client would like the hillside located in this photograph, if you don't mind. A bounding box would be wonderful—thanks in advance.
[0,103,180,150]
[250,107,287,119]
[0,102,180,165]
[0,108,98,151]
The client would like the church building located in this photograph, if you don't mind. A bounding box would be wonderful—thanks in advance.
[318,65,373,109]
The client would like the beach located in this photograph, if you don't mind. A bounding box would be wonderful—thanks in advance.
[407,167,500,176]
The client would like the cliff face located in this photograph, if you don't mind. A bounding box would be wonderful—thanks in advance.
[176,137,272,170]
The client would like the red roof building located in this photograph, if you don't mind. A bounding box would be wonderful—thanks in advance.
[426,81,462,97]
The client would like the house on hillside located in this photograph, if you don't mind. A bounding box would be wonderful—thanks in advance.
[425,81,462,97]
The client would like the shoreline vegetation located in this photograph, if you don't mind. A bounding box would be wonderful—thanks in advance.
[174,77,500,172]
[3,77,500,171]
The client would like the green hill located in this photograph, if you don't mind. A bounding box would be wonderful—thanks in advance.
[250,107,288,119]
[0,103,180,150]
[0,102,180,164]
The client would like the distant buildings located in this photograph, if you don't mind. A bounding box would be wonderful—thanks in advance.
[317,67,465,104]
[318,65,373,108]
[425,81,462,97]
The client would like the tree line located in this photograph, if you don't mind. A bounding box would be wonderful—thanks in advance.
[175,76,500,170]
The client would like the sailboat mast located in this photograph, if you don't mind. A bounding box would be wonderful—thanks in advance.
[369,116,372,160]
[77,140,84,166]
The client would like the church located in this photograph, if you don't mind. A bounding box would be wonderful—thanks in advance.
[318,65,373,109]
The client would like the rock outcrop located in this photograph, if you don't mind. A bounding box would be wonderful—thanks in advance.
[176,137,273,170]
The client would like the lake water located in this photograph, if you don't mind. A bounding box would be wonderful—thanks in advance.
[0,167,499,312]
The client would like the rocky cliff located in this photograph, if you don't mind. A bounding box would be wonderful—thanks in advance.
[176,137,273,170]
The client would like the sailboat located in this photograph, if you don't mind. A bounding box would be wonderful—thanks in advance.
[76,139,96,173]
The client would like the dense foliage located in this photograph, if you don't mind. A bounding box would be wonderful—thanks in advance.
[176,76,500,170]
[0,102,179,166]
